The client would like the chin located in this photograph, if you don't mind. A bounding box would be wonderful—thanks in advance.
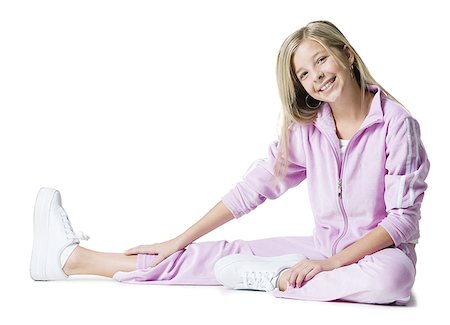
[324,94,340,103]
[321,86,343,103]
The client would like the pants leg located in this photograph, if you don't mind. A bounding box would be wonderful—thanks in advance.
[272,246,416,305]
[113,236,416,305]
[113,236,317,285]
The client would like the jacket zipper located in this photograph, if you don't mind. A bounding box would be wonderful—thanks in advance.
[333,146,350,256]
[337,179,342,198]
[315,119,382,256]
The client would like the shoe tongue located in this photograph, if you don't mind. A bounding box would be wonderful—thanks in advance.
[59,207,90,240]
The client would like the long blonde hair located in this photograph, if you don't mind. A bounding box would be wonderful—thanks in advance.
[274,20,398,182]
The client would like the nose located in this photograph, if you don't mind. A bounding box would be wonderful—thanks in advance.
[312,69,325,83]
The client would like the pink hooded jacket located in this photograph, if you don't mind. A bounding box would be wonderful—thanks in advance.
[221,85,430,257]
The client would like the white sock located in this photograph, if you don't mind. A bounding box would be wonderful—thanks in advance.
[60,244,78,268]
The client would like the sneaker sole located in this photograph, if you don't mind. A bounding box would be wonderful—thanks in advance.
[30,187,59,280]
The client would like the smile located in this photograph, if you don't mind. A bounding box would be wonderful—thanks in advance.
[319,77,336,92]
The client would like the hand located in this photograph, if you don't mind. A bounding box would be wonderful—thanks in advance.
[124,238,183,267]
[283,258,340,288]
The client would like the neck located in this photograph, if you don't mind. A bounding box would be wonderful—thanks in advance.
[329,81,372,123]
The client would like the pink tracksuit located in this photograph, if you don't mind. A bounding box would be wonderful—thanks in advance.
[114,85,430,305]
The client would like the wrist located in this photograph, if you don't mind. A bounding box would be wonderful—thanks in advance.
[327,255,343,269]
[173,234,190,250]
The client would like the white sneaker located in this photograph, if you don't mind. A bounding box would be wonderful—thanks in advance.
[30,187,89,280]
[214,253,306,292]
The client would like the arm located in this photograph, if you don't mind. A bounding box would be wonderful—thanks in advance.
[378,116,430,246]
[176,125,306,242]
[328,226,393,268]
[173,200,234,249]
[285,226,394,288]
[126,124,307,265]
[222,123,307,218]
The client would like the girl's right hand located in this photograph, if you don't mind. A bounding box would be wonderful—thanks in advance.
[124,238,183,267]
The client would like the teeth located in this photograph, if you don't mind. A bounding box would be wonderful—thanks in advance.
[320,78,334,91]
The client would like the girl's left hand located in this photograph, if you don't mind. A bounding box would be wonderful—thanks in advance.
[284,258,340,288]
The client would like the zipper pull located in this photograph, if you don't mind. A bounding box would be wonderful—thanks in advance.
[338,179,342,198]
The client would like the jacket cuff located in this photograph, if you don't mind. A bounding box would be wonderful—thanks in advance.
[378,216,404,247]
[221,191,245,219]
[221,182,266,219]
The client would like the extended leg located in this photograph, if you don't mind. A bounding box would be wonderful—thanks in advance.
[113,236,322,284]
[30,187,315,282]
[63,246,137,278]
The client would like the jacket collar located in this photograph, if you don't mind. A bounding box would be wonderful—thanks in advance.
[313,84,384,139]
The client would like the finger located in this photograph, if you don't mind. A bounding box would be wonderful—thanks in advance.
[304,268,319,282]
[282,269,292,280]
[123,246,139,255]
[280,269,292,287]
[289,267,304,287]
[295,267,313,288]
[124,246,146,255]
[297,266,317,287]
[288,262,309,285]
[287,269,296,286]
[124,245,156,255]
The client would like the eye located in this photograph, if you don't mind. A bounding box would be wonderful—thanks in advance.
[317,56,327,64]
[299,72,308,80]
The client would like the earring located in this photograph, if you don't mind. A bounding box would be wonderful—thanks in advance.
[305,94,322,109]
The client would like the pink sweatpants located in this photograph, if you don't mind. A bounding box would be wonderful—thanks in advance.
[113,236,416,305]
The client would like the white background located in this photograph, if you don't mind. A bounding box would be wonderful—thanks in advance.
[0,0,448,323]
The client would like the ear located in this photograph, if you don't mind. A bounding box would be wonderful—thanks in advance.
[343,44,355,66]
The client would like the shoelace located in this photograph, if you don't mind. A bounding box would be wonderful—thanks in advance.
[59,207,90,241]
[244,271,277,291]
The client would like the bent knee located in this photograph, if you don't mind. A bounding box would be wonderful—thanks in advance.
[364,249,416,304]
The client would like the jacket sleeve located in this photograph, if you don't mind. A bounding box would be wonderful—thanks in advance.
[221,124,307,218]
[379,116,430,246]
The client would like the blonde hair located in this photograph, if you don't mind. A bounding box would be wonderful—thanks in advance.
[273,20,398,182]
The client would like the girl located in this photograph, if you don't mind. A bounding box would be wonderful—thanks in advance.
[30,20,430,305]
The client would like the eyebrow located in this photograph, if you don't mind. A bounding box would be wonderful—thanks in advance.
[295,51,323,74]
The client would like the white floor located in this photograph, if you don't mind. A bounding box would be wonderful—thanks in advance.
[3,271,440,325]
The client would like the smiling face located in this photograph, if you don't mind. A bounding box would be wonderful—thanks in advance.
[292,39,354,104]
